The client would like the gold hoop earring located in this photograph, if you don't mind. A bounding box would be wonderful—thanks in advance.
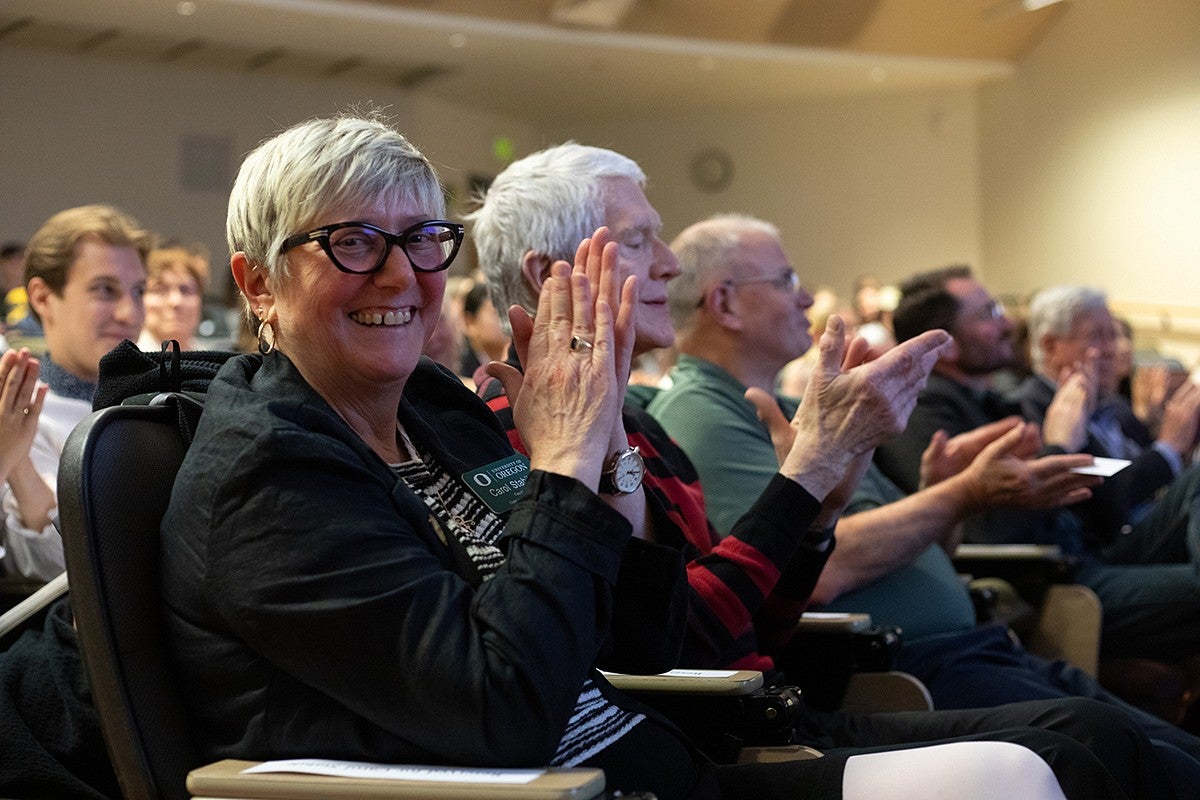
[256,319,277,355]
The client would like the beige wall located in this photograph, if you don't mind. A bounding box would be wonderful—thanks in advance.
[979,0,1200,309]
[0,46,536,295]
[0,41,991,304]
[2,0,1196,328]
[547,88,984,298]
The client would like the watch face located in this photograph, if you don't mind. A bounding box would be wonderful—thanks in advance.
[612,450,645,493]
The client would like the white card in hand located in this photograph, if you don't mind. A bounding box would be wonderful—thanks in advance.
[1070,457,1131,477]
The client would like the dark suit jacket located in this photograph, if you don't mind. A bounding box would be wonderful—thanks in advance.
[1009,374,1174,546]
[874,372,1085,552]
[875,373,1020,493]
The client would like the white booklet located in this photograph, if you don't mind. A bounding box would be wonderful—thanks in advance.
[1070,457,1131,477]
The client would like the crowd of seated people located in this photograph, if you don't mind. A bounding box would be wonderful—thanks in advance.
[636,213,1200,782]
[465,141,1192,797]
[875,270,1200,717]
[0,205,152,798]
[421,273,514,386]
[0,241,40,349]
[775,280,899,398]
[169,115,1111,800]
[421,273,471,383]
[457,277,511,378]
[1,111,1199,799]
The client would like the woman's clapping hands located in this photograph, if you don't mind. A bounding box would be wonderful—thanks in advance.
[487,228,637,492]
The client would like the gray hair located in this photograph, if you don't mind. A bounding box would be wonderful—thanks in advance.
[226,112,445,323]
[668,213,781,331]
[1027,285,1110,374]
[465,143,644,328]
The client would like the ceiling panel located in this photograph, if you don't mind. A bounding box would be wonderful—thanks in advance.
[0,0,1067,124]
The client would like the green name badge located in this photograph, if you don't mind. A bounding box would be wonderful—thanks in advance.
[463,453,531,514]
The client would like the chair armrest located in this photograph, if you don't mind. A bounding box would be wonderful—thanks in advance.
[954,544,1064,560]
[188,759,606,799]
[967,576,1101,676]
[735,745,823,764]
[838,671,934,713]
[952,543,1077,604]
[792,611,874,633]
[0,572,50,612]
[603,670,798,763]
[602,668,763,695]
[0,571,68,643]
[777,617,903,711]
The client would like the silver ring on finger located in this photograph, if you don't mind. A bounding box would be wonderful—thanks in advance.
[569,335,594,352]
[21,408,29,416]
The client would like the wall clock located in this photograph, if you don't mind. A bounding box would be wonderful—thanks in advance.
[689,147,734,193]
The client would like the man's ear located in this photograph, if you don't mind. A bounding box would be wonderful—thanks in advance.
[26,276,53,323]
[231,252,274,322]
[520,251,553,296]
[705,283,744,332]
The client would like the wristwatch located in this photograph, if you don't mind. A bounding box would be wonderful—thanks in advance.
[599,446,645,495]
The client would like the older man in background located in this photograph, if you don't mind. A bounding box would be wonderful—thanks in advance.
[1009,286,1200,660]
[876,270,1200,666]
[469,144,945,673]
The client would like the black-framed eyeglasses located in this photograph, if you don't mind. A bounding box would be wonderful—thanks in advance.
[279,219,465,275]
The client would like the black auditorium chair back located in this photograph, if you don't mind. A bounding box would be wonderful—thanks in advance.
[58,398,198,800]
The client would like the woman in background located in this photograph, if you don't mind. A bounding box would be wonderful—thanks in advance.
[139,238,209,351]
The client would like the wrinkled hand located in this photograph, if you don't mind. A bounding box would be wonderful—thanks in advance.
[919,416,1037,489]
[747,378,875,529]
[745,384,866,528]
[1042,361,1095,452]
[749,316,951,502]
[956,421,1100,512]
[0,349,47,483]
[745,327,875,469]
[564,228,640,455]
[486,232,636,489]
[1156,379,1200,458]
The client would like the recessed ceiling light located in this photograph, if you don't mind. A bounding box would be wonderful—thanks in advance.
[449,33,467,49]
[176,1,196,16]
